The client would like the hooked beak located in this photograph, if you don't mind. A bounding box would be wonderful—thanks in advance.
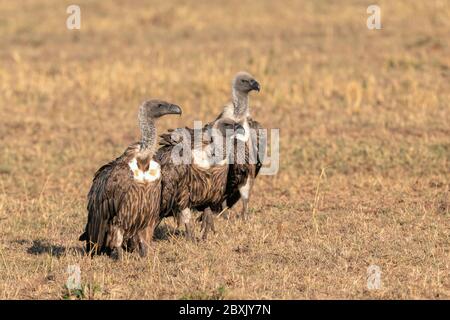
[166,104,182,116]
[250,79,261,92]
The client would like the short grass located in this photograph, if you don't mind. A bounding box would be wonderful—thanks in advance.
[0,0,449,299]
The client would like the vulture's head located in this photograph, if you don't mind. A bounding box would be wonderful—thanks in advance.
[209,117,245,159]
[232,71,261,94]
[213,117,243,137]
[139,99,182,120]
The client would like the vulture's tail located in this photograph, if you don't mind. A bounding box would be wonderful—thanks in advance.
[79,231,88,241]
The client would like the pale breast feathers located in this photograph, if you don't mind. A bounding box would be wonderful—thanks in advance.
[128,159,161,182]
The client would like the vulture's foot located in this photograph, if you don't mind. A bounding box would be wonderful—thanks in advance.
[200,208,216,240]
[200,217,208,240]
[241,199,250,220]
[111,247,123,261]
[138,241,148,258]
[220,201,230,220]
[180,208,195,241]
[124,237,138,253]
[185,222,196,242]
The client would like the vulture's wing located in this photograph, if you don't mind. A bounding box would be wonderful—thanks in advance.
[155,144,188,218]
[83,153,133,251]
[248,118,266,177]
[156,121,219,218]
[159,125,212,149]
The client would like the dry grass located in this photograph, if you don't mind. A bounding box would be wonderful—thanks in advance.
[0,0,449,299]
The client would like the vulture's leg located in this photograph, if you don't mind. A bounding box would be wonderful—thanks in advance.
[241,199,249,220]
[208,210,216,235]
[138,240,148,258]
[110,245,123,260]
[180,208,195,241]
[124,237,137,253]
[108,226,124,261]
[111,246,123,261]
[239,178,253,220]
[221,200,230,219]
[137,220,157,258]
[186,222,195,241]
[199,211,207,237]
[200,207,216,240]
[137,231,149,258]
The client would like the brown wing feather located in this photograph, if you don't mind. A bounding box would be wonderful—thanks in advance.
[80,144,138,254]
[225,118,265,209]
[155,144,187,218]
[156,121,228,218]
[156,116,265,215]
[159,125,212,150]
[248,118,265,177]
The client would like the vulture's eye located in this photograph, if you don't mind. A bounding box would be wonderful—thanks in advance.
[241,79,246,83]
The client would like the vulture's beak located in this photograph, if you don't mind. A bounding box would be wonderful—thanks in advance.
[250,79,261,92]
[166,104,182,116]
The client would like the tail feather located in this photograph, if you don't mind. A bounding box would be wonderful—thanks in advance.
[79,231,88,241]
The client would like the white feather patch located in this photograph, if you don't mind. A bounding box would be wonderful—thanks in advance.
[234,120,250,142]
[192,149,213,169]
[128,159,161,182]
[192,146,227,169]
[239,178,251,200]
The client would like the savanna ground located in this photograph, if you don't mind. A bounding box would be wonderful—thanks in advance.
[0,0,449,299]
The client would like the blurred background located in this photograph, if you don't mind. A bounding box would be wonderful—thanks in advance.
[0,0,448,299]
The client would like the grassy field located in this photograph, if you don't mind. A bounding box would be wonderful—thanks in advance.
[0,0,449,299]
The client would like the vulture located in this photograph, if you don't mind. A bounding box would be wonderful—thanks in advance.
[79,99,182,259]
[218,71,265,220]
[152,116,239,240]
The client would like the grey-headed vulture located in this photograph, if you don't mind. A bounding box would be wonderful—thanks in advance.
[79,100,182,259]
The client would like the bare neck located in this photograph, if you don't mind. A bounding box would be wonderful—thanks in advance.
[232,88,249,120]
[139,117,156,158]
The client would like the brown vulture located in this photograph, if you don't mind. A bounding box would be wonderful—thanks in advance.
[79,99,182,259]
[151,116,239,240]
[218,71,265,220]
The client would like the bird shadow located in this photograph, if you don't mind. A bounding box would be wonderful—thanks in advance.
[24,239,84,258]
[17,219,210,258]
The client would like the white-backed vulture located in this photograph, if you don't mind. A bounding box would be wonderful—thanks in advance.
[219,71,265,220]
[189,72,264,239]
[79,100,182,259]
[153,117,239,240]
[155,72,263,240]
